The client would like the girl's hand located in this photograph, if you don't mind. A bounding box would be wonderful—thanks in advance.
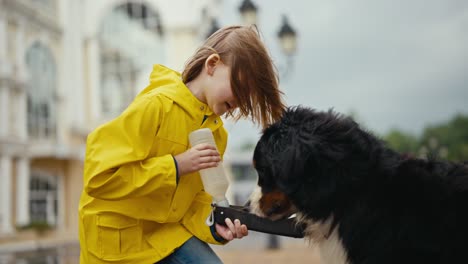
[215,218,248,241]
[174,143,221,176]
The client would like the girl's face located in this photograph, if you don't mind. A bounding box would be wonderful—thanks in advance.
[205,62,238,116]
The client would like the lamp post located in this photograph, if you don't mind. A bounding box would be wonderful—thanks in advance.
[238,0,297,80]
[206,17,221,39]
[237,0,298,250]
[277,15,297,56]
[277,14,297,79]
[203,0,300,251]
[238,0,258,25]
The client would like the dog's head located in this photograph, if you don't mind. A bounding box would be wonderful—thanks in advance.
[250,106,382,220]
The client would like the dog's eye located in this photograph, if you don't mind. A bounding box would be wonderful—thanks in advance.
[272,202,282,211]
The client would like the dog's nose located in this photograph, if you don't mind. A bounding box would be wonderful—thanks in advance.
[265,203,282,217]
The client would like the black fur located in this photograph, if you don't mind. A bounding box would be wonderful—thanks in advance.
[253,106,468,264]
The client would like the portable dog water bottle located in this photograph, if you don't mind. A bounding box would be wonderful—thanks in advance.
[213,205,306,238]
[189,128,230,207]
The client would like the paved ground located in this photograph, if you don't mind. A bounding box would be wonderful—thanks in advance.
[213,233,322,264]
[215,245,321,264]
[0,232,323,264]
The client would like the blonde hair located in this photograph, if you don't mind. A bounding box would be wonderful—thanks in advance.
[182,25,286,129]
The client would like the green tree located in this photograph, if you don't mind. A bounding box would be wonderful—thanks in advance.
[384,113,468,162]
[420,114,468,161]
[384,129,419,154]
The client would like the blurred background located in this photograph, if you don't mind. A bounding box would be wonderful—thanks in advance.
[0,0,467,263]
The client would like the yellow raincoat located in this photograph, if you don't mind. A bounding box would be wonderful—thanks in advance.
[79,65,228,263]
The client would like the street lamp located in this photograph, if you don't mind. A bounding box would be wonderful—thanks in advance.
[277,14,297,79]
[238,1,298,79]
[236,0,297,250]
[206,17,221,39]
[277,14,297,56]
[239,0,258,25]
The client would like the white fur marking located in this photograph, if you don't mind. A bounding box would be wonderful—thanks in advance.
[248,186,265,217]
[298,215,349,264]
[249,187,349,264]
[319,225,349,264]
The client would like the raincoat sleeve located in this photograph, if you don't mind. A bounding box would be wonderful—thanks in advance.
[181,191,228,245]
[83,97,177,200]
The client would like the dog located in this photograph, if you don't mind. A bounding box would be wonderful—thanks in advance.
[249,106,468,264]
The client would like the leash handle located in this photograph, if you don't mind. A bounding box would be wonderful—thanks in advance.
[212,205,305,238]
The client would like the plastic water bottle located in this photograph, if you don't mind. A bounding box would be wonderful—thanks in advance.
[189,128,230,207]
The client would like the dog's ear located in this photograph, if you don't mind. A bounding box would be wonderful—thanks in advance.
[275,133,353,218]
[274,142,308,195]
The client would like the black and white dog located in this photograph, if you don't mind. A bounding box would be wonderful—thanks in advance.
[249,106,468,264]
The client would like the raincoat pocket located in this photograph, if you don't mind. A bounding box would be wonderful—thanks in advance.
[96,214,143,259]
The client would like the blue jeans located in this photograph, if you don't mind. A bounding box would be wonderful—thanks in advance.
[157,236,223,264]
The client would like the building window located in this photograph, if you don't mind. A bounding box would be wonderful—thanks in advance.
[230,164,258,181]
[99,1,164,116]
[25,42,57,140]
[100,50,138,114]
[228,163,258,204]
[29,173,58,226]
[116,2,163,35]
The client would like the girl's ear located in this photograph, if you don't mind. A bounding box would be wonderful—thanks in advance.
[205,54,221,76]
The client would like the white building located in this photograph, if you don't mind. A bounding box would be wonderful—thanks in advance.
[224,150,258,205]
[0,0,223,251]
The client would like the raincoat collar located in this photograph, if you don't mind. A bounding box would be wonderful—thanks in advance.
[139,64,223,129]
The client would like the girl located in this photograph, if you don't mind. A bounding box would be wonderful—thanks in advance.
[79,25,285,264]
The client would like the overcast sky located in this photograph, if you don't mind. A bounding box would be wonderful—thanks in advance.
[218,0,468,152]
